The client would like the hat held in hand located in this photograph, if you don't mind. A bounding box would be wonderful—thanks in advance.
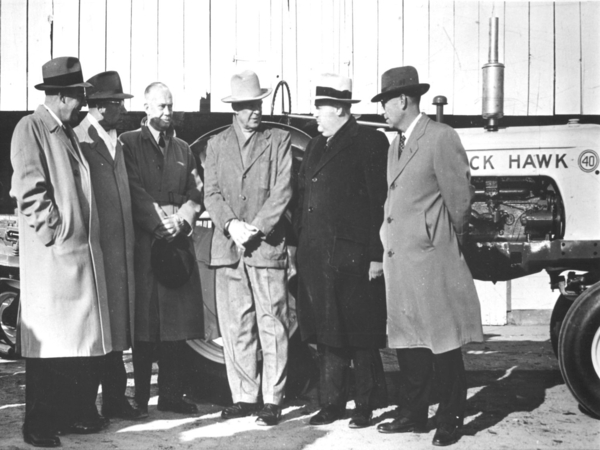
[151,235,195,289]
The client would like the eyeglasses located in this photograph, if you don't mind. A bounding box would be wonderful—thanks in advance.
[104,100,124,106]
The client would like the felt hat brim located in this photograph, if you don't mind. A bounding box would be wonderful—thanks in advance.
[221,88,272,103]
[315,96,361,104]
[371,83,430,103]
[34,81,93,91]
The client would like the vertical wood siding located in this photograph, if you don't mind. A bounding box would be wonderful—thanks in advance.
[1,0,598,115]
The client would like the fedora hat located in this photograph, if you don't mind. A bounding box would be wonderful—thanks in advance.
[34,56,92,91]
[86,71,133,100]
[314,73,360,104]
[151,235,195,289]
[221,70,272,103]
[371,66,430,103]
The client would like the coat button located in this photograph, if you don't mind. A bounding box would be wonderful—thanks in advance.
[241,195,247,201]
[387,217,393,223]
[390,183,396,190]
[311,177,317,182]
[387,250,395,257]
[308,206,314,212]
[242,174,246,179]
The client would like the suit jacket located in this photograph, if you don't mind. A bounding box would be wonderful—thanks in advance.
[204,121,292,268]
[381,113,483,354]
[294,117,388,348]
[10,105,111,357]
[74,115,135,351]
[120,120,204,342]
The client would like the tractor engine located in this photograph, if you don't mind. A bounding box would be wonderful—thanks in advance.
[469,176,564,243]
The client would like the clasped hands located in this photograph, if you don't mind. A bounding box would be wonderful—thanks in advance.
[154,214,186,241]
[227,219,260,249]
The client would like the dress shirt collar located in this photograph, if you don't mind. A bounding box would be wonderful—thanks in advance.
[403,112,424,144]
[87,112,117,159]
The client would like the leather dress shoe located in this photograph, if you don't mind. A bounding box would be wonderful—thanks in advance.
[221,402,259,419]
[309,405,345,425]
[65,415,110,435]
[23,427,61,448]
[255,403,282,426]
[377,416,427,434]
[432,423,461,446]
[157,397,199,414]
[349,407,372,429]
[102,398,147,420]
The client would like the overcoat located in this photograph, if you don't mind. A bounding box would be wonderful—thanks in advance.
[10,105,112,358]
[74,116,135,351]
[294,118,388,348]
[204,121,292,269]
[120,120,204,342]
[381,114,483,354]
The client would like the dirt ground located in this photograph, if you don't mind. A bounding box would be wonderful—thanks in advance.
[1,325,599,450]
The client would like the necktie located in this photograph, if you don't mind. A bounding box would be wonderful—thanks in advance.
[398,134,406,160]
[158,132,166,152]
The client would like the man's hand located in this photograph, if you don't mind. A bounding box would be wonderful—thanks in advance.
[227,219,260,249]
[154,215,184,242]
[369,261,383,280]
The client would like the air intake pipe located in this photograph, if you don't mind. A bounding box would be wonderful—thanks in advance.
[482,17,504,131]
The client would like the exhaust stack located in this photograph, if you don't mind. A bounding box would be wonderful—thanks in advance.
[482,17,504,131]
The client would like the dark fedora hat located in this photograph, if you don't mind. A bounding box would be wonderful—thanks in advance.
[34,56,92,91]
[371,66,430,103]
[86,71,134,100]
[151,235,195,289]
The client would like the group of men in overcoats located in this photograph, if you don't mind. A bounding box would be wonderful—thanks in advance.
[11,57,204,448]
[11,53,482,448]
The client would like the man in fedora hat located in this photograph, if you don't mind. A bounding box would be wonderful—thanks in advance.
[372,66,483,446]
[11,56,112,446]
[120,82,203,416]
[74,71,144,421]
[293,73,389,428]
[204,70,292,426]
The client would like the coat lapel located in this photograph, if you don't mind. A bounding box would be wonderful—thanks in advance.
[221,126,245,173]
[81,116,115,166]
[389,114,429,184]
[244,128,270,173]
[311,118,358,177]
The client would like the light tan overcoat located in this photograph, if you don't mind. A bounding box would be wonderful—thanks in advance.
[10,106,112,358]
[381,114,483,354]
[75,116,135,351]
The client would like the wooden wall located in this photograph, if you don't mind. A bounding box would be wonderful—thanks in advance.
[0,0,598,115]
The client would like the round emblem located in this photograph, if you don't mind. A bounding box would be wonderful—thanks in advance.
[578,150,599,173]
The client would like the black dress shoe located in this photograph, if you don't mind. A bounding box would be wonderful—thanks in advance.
[309,405,345,425]
[221,402,259,419]
[255,403,282,426]
[377,416,427,434]
[67,415,110,435]
[102,398,147,420]
[349,407,372,429]
[432,423,460,446]
[157,397,199,414]
[23,427,61,448]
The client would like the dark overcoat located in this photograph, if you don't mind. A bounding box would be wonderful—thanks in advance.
[294,117,388,348]
[120,121,204,342]
[381,114,483,354]
[74,116,136,351]
[10,106,112,357]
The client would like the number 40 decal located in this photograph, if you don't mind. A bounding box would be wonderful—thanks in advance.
[578,150,599,173]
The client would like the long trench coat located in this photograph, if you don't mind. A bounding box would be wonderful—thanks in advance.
[381,114,483,354]
[10,106,112,358]
[74,116,135,351]
[120,121,204,342]
[294,118,389,348]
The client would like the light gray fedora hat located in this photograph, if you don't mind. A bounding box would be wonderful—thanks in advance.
[314,73,360,103]
[221,70,272,103]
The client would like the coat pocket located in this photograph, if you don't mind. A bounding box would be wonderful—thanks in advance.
[329,224,368,276]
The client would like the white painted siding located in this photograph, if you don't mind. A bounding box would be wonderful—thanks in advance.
[0,0,597,115]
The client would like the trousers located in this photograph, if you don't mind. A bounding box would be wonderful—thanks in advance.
[25,356,102,432]
[395,347,466,426]
[216,260,289,405]
[317,343,387,410]
[132,340,187,406]
[101,351,128,408]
